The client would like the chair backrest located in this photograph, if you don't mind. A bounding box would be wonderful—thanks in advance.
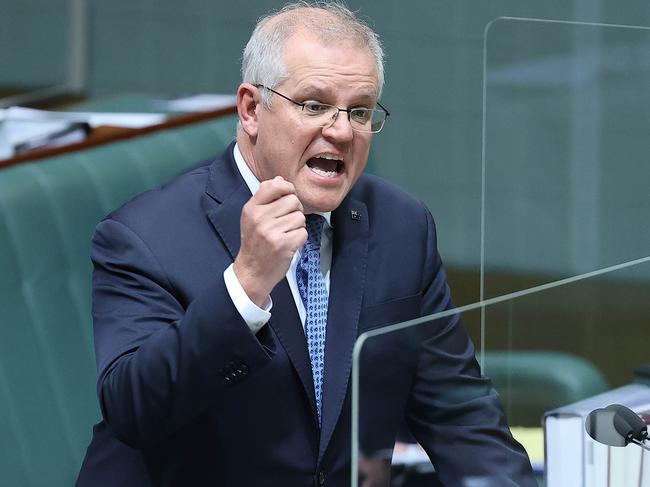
[0,115,237,485]
[483,350,608,426]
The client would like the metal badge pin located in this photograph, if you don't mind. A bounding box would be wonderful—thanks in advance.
[350,210,361,221]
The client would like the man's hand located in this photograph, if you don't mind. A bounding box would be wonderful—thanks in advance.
[233,176,307,307]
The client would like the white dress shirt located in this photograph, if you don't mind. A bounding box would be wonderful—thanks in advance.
[223,143,332,334]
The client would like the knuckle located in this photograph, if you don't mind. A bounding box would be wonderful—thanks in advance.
[247,209,261,226]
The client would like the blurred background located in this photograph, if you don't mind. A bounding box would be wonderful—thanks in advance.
[1,0,649,484]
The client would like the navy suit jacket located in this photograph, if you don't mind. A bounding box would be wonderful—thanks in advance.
[77,143,535,486]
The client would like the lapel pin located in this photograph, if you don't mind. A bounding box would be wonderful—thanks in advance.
[350,210,361,221]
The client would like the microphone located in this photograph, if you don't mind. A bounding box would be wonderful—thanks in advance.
[585,404,650,451]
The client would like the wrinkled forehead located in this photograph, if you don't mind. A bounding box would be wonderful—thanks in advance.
[281,29,379,93]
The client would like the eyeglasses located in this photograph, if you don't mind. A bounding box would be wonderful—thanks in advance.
[255,84,390,134]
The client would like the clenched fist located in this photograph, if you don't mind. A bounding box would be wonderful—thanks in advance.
[233,176,308,307]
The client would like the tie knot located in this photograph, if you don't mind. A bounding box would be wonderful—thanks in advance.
[305,214,325,251]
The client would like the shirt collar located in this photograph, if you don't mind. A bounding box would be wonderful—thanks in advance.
[233,143,332,227]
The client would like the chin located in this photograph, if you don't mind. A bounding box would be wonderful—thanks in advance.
[300,190,346,214]
[303,200,341,214]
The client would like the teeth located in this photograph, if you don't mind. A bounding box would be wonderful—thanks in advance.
[310,167,338,178]
[315,153,343,161]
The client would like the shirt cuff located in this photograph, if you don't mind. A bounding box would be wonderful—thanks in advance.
[223,264,272,334]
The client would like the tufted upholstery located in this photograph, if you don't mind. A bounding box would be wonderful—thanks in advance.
[0,115,237,486]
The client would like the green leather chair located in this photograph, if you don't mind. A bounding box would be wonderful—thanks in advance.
[482,350,608,426]
[0,115,237,486]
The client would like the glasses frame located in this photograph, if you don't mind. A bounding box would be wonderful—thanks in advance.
[255,84,390,134]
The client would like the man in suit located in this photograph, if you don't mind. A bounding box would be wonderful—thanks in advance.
[78,3,536,486]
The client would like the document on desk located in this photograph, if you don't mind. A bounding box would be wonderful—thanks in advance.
[0,106,167,159]
[0,106,167,129]
[544,383,650,487]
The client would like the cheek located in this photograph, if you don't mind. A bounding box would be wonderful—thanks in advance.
[352,149,370,176]
[352,135,371,154]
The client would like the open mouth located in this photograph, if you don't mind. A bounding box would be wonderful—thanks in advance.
[306,154,344,178]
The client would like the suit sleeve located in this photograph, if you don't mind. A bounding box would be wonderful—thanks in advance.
[91,218,273,448]
[405,206,536,486]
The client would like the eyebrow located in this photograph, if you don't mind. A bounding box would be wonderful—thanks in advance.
[298,86,378,105]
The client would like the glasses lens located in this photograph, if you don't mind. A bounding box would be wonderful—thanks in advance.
[299,104,387,133]
[349,109,386,133]
[301,103,337,126]
[368,109,386,133]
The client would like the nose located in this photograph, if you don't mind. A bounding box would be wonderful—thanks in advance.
[321,110,354,143]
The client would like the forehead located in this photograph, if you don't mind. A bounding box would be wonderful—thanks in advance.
[280,30,378,99]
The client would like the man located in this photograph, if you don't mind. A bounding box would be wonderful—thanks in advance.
[77,3,536,486]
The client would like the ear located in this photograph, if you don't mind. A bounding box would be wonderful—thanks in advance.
[237,83,260,138]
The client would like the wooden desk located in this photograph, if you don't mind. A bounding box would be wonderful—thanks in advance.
[0,103,236,170]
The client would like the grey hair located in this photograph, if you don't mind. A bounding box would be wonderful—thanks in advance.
[241,1,385,107]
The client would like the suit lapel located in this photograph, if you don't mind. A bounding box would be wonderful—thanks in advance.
[203,145,317,425]
[319,197,369,459]
[203,143,248,260]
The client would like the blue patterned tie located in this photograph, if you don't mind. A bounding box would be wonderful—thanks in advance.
[296,214,328,424]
